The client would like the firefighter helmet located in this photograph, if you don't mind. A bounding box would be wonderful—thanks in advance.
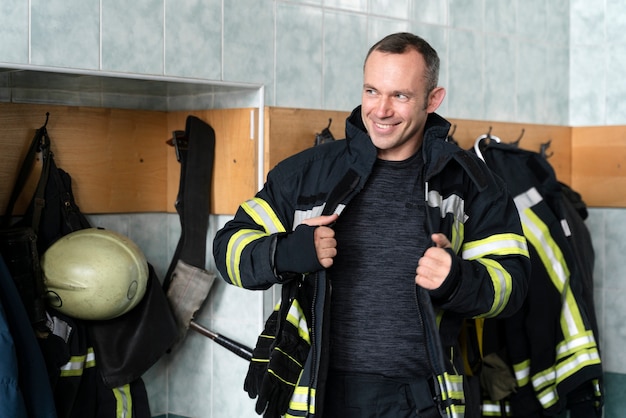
[41,228,149,320]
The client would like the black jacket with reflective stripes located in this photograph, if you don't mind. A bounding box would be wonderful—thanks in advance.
[213,106,530,417]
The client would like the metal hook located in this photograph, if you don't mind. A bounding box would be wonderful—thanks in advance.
[540,139,553,159]
[446,124,458,145]
[473,127,501,162]
[510,128,525,147]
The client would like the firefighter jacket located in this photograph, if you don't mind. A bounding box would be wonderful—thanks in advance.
[475,141,603,417]
[213,106,531,418]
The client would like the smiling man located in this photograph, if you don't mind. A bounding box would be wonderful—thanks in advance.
[213,32,530,418]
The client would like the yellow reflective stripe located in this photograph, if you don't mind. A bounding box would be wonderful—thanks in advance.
[226,229,267,287]
[462,233,529,260]
[536,384,559,410]
[521,208,586,338]
[225,198,287,287]
[513,359,530,386]
[242,198,287,234]
[286,386,316,416]
[287,298,310,344]
[532,366,556,392]
[426,190,467,253]
[112,384,133,418]
[85,347,96,368]
[475,258,512,317]
[437,372,465,400]
[59,347,96,377]
[530,346,602,409]
[515,188,587,340]
[446,404,466,418]
[556,330,598,359]
[449,217,464,254]
[434,372,466,417]
[481,400,511,416]
[556,347,601,383]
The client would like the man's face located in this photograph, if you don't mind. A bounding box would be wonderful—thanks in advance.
[361,49,444,161]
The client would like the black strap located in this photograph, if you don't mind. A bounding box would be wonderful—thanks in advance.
[163,116,216,289]
[2,114,52,232]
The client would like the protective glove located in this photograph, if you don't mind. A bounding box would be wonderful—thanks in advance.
[244,307,279,399]
[255,280,312,418]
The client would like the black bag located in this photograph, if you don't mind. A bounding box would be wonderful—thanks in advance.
[0,114,90,329]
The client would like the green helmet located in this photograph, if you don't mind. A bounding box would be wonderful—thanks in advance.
[41,228,149,320]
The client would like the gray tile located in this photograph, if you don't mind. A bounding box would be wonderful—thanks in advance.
[569,45,606,125]
[603,288,626,374]
[607,0,626,44]
[603,209,626,289]
[484,0,515,35]
[447,29,483,119]
[546,0,570,46]
[606,44,626,125]
[450,0,483,30]
[0,0,29,63]
[571,0,605,45]
[223,0,274,85]
[368,0,410,20]
[275,4,324,108]
[323,10,367,111]
[164,0,221,80]
[515,0,546,40]
[30,0,99,69]
[544,45,570,125]
[328,0,367,13]
[410,0,448,26]
[484,35,516,122]
[516,41,547,123]
[101,0,164,74]
[367,17,410,48]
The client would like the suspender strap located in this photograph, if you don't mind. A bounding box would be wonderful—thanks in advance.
[2,116,52,232]
[164,115,215,288]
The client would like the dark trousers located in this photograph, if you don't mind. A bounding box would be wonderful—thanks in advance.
[323,371,440,418]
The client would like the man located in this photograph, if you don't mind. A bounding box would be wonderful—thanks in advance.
[213,32,530,418]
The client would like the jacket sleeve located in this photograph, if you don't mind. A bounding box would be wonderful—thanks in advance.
[430,172,531,319]
[212,167,321,290]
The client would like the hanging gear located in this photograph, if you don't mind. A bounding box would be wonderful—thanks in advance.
[41,228,149,320]
[255,279,312,418]
[314,118,336,146]
[244,307,279,399]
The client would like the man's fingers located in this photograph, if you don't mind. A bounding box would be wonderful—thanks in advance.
[302,214,339,227]
[431,233,452,248]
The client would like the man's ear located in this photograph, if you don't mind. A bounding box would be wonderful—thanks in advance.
[426,87,446,113]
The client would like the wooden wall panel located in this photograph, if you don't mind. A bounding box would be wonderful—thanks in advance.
[1,103,168,214]
[264,107,572,186]
[0,104,257,215]
[2,103,622,214]
[445,118,572,186]
[167,108,257,215]
[263,107,351,174]
[572,126,626,208]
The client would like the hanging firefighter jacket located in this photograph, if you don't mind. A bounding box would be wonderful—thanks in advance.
[38,307,151,418]
[472,140,603,417]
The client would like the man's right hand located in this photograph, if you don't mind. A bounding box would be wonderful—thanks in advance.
[302,214,339,268]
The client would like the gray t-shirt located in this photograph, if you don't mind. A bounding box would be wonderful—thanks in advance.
[328,151,431,378]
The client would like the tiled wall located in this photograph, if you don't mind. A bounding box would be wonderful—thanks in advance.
[2,0,626,417]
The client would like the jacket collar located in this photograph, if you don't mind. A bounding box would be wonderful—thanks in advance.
[344,105,452,163]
